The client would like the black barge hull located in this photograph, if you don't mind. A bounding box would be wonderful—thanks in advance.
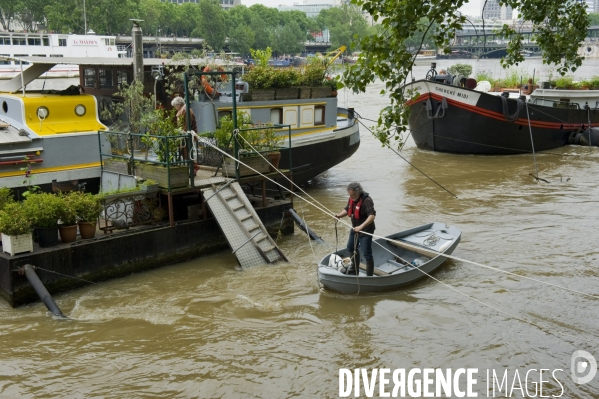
[405,80,599,155]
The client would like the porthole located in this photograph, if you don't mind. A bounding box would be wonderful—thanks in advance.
[36,106,49,119]
[74,104,86,117]
[2,101,7,113]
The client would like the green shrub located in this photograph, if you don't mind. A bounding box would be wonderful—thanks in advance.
[447,63,473,77]
[70,192,103,223]
[0,187,14,211]
[0,203,32,236]
[23,193,65,228]
[59,193,78,226]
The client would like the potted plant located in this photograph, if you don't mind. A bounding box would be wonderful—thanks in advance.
[272,68,300,100]
[258,122,284,171]
[0,203,33,256]
[0,187,14,240]
[71,192,102,239]
[58,193,78,243]
[23,192,65,248]
[324,76,339,97]
[141,179,159,194]
[138,108,190,189]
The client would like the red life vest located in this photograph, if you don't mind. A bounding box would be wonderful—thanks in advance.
[348,196,364,220]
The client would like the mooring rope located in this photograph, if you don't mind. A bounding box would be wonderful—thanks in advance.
[193,134,599,302]
[27,266,99,285]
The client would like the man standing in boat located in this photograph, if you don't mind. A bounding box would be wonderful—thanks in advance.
[335,182,376,276]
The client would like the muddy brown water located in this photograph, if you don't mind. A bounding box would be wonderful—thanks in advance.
[1,60,599,398]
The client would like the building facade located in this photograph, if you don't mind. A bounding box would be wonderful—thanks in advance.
[480,0,514,20]
[277,0,335,18]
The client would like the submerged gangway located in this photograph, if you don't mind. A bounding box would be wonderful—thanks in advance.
[202,181,287,268]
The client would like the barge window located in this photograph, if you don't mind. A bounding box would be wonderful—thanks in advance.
[12,38,26,46]
[104,38,115,46]
[50,54,64,57]
[84,68,96,88]
[42,37,49,46]
[0,55,10,65]
[217,110,232,120]
[117,70,131,88]
[314,106,325,125]
[58,39,67,47]
[270,108,282,124]
[0,37,9,45]
[99,69,113,89]
[27,38,41,46]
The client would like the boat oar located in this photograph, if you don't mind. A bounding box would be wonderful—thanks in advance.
[386,238,443,258]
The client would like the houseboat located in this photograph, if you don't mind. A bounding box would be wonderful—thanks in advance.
[0,55,359,194]
[403,67,599,154]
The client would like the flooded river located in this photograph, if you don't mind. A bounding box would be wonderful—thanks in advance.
[1,59,599,398]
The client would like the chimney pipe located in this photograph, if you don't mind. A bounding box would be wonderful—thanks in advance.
[131,19,144,83]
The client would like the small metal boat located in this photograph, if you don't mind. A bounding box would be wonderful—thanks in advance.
[317,222,461,294]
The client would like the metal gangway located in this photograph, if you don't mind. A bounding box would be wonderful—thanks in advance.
[202,181,287,268]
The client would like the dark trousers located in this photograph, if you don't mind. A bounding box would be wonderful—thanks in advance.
[346,230,374,265]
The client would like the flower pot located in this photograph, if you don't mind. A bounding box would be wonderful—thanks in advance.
[331,90,338,97]
[222,156,271,177]
[1,233,33,256]
[78,221,97,239]
[267,151,281,171]
[58,224,77,243]
[298,87,311,99]
[134,163,189,189]
[35,226,59,248]
[275,88,299,100]
[249,89,275,101]
[311,87,332,98]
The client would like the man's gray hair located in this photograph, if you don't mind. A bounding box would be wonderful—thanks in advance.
[346,182,363,196]
[171,97,185,107]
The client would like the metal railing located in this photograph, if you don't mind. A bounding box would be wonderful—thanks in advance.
[98,130,195,192]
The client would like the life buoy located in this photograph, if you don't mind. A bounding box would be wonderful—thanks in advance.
[201,66,227,95]
[107,47,112,51]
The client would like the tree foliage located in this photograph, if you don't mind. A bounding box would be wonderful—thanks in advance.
[317,4,372,52]
[344,0,590,148]
[2,0,368,56]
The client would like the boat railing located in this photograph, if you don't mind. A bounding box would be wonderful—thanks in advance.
[530,97,581,109]
[98,130,195,192]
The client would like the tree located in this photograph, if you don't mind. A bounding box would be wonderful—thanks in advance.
[317,4,371,51]
[16,0,50,32]
[192,0,226,50]
[344,0,589,148]
[0,1,21,31]
[45,0,83,33]
[273,21,305,55]
[228,24,255,56]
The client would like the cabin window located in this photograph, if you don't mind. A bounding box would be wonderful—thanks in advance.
[0,55,9,65]
[27,38,41,46]
[217,110,232,120]
[0,37,9,45]
[314,106,325,125]
[84,68,96,88]
[104,38,115,46]
[99,69,113,89]
[42,37,49,46]
[117,70,131,88]
[270,108,282,124]
[50,54,63,57]
[58,39,67,47]
[33,54,46,57]
[12,38,26,46]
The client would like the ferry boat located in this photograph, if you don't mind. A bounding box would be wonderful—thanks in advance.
[0,56,359,193]
[403,67,599,154]
[0,32,125,79]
